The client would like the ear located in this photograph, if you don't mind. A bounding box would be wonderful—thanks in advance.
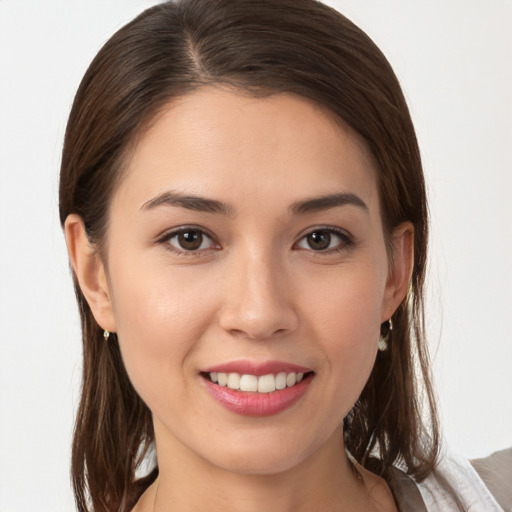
[64,214,117,332]
[381,222,414,322]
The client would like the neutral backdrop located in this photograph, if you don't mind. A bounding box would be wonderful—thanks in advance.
[0,1,511,511]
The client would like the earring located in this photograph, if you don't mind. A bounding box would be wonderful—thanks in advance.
[378,318,393,352]
[104,330,110,341]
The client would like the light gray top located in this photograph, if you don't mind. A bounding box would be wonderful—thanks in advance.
[388,448,511,511]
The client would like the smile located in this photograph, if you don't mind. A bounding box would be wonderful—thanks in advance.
[208,371,305,393]
[201,364,314,416]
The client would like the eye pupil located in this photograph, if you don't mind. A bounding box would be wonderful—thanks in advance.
[178,231,203,250]
[307,231,331,250]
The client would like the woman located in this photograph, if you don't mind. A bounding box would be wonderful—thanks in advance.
[59,0,507,510]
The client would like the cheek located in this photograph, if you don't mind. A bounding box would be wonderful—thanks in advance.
[106,259,217,403]
[305,260,385,339]
[302,263,385,399]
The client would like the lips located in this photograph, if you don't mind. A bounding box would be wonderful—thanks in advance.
[200,361,314,416]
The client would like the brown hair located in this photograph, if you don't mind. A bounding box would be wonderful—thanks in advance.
[59,0,438,510]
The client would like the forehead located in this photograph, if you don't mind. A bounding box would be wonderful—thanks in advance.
[116,87,379,213]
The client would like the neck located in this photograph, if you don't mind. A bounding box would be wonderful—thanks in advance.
[149,424,384,512]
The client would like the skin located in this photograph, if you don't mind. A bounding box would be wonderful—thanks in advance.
[65,88,413,511]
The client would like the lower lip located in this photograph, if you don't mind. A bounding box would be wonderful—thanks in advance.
[202,374,313,417]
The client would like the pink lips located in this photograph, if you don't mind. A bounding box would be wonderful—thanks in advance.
[201,360,314,417]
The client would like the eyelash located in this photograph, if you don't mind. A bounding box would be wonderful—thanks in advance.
[294,226,354,253]
[157,226,219,256]
[156,226,354,255]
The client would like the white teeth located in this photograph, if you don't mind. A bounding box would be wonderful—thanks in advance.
[227,372,240,390]
[275,372,287,390]
[286,372,297,387]
[239,374,258,392]
[209,371,308,392]
[258,374,275,393]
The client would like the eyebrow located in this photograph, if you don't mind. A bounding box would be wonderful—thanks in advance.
[140,190,235,216]
[140,190,368,216]
[290,192,368,214]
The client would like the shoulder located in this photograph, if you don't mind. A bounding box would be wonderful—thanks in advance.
[388,448,510,512]
[414,449,508,512]
[471,447,512,512]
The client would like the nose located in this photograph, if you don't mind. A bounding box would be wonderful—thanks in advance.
[218,249,299,340]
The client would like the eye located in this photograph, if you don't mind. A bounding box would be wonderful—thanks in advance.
[295,228,352,252]
[163,228,217,253]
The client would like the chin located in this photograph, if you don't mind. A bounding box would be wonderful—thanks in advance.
[215,450,306,476]
[198,429,324,477]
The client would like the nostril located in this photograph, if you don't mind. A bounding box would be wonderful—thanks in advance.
[218,289,299,340]
[227,327,290,341]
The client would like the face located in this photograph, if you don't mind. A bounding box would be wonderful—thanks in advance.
[75,88,410,475]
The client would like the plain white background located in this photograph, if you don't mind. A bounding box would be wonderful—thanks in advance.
[0,1,511,510]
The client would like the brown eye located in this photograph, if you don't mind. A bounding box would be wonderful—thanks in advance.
[305,231,331,250]
[295,228,352,252]
[167,229,214,252]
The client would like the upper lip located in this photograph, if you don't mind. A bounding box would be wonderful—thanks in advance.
[202,360,313,376]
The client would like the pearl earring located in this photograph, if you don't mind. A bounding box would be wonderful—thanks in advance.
[378,318,393,352]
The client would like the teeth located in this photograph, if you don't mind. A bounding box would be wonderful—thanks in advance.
[275,372,287,390]
[258,374,275,393]
[227,372,240,390]
[240,374,258,392]
[209,371,307,392]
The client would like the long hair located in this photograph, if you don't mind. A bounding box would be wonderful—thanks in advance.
[59,1,438,510]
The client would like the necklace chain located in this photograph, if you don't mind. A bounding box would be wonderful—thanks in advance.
[152,476,160,512]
